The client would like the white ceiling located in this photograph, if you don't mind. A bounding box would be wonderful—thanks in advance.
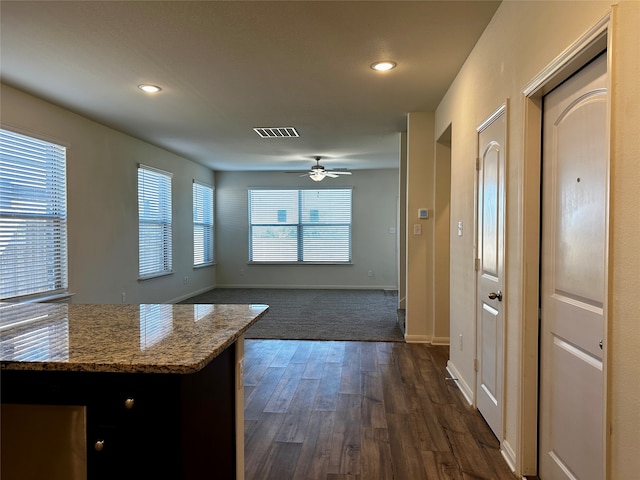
[0,1,500,172]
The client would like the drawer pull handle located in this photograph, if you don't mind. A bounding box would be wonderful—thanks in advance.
[94,440,105,452]
[124,398,135,409]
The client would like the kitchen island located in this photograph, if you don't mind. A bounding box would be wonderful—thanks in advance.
[0,302,268,480]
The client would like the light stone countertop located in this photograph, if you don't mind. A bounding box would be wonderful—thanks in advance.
[0,302,268,374]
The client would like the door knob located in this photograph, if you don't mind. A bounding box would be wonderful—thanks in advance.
[488,291,503,301]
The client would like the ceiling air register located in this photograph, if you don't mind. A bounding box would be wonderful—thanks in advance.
[253,127,299,138]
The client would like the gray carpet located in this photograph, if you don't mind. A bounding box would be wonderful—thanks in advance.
[181,288,404,342]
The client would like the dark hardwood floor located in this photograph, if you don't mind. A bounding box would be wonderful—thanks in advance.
[243,340,519,480]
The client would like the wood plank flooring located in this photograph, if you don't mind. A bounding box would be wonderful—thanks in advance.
[244,340,519,480]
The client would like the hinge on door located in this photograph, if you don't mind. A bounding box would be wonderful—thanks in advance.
[476,157,481,171]
[474,258,480,271]
[474,359,479,372]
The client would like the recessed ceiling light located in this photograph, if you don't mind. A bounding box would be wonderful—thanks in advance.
[138,84,162,93]
[371,61,397,72]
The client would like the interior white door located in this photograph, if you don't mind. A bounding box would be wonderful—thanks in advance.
[539,52,607,480]
[475,105,506,439]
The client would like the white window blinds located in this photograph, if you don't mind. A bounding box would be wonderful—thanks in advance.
[193,181,214,266]
[0,129,68,300]
[249,188,352,263]
[138,165,172,279]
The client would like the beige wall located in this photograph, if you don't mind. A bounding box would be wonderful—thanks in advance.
[404,113,451,344]
[430,0,639,476]
[1,84,216,304]
[405,112,435,342]
[214,169,399,289]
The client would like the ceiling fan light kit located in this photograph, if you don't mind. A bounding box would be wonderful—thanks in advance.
[300,156,352,182]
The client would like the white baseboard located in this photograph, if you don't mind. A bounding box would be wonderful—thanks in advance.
[168,285,216,304]
[172,285,400,303]
[501,440,517,473]
[446,360,474,406]
[215,284,398,290]
[404,334,431,343]
[404,334,450,345]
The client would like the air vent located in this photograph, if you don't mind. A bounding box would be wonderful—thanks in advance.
[253,127,299,138]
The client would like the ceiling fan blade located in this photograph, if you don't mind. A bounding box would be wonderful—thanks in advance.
[330,171,352,175]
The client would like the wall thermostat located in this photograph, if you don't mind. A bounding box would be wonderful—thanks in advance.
[418,208,429,219]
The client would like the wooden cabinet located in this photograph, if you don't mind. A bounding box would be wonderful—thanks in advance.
[1,347,236,480]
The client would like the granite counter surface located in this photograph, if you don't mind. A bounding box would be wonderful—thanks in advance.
[0,302,268,374]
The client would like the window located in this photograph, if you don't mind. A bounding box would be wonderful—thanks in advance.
[249,188,352,263]
[138,165,172,279]
[0,128,68,300]
[193,181,214,267]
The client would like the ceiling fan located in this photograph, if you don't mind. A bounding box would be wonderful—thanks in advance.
[300,156,352,182]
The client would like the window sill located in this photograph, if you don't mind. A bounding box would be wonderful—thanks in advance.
[138,271,174,282]
[194,262,216,269]
[2,291,75,304]
[247,262,353,266]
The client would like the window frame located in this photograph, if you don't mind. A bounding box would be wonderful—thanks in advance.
[192,180,214,268]
[248,187,353,264]
[137,164,173,280]
[0,127,69,301]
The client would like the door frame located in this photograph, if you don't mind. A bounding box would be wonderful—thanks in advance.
[520,11,612,476]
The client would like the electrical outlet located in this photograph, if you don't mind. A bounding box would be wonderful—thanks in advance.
[183,276,189,285]
[367,270,373,277]
[121,292,126,304]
